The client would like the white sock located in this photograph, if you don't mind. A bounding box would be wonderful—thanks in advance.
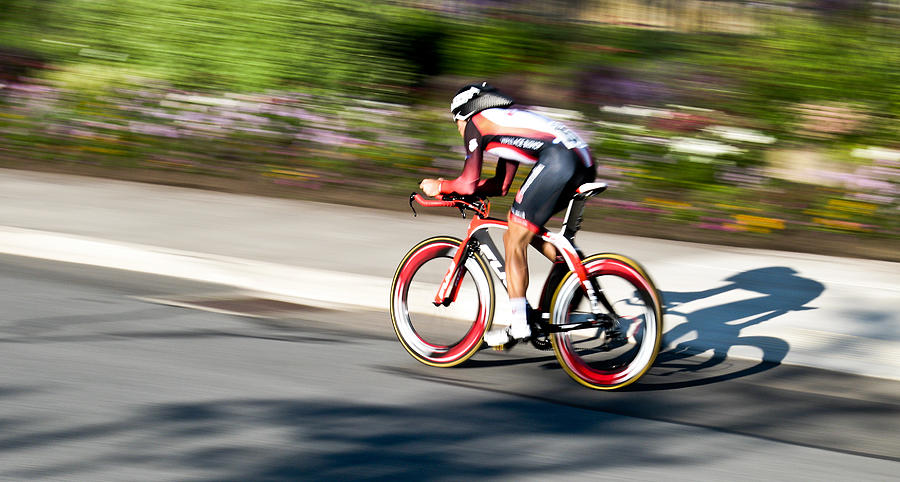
[510,297,527,327]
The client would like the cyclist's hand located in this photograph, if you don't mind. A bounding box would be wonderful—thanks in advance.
[419,178,444,197]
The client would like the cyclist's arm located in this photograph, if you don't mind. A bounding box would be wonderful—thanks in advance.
[440,122,484,196]
[474,158,518,196]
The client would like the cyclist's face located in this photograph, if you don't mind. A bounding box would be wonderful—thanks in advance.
[456,119,467,137]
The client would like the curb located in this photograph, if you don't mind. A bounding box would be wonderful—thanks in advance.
[0,225,390,312]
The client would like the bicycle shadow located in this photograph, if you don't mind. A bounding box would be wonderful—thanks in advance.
[629,266,825,391]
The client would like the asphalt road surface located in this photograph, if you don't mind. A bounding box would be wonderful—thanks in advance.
[0,254,898,480]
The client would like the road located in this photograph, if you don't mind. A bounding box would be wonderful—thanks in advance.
[1,254,897,480]
[2,168,899,382]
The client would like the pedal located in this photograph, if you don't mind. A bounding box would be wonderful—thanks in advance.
[491,338,520,351]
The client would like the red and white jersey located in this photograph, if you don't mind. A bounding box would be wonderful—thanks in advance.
[471,108,592,166]
[441,107,593,196]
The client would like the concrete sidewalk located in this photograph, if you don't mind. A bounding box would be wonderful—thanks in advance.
[1,168,898,380]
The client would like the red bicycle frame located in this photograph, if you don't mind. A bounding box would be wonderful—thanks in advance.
[410,193,600,313]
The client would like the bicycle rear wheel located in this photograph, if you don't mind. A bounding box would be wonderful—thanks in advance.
[390,236,494,367]
[549,254,663,390]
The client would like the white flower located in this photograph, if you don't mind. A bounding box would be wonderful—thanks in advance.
[704,126,776,144]
[669,137,743,156]
[601,105,672,118]
[852,147,900,162]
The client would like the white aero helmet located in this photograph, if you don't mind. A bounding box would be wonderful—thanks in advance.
[450,81,514,121]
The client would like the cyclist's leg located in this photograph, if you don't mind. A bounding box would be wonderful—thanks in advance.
[510,145,592,299]
[525,157,595,261]
[510,145,584,232]
[504,218,535,301]
[482,218,535,346]
[485,147,578,346]
[530,234,558,261]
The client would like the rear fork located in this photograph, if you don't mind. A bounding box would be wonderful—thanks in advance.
[529,258,625,350]
[585,273,625,339]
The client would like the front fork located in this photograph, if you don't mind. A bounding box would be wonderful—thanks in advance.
[434,229,507,307]
[433,241,472,307]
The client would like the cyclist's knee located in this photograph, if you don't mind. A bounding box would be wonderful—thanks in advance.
[504,222,534,248]
[531,237,558,260]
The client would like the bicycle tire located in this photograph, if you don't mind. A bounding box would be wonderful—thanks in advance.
[390,236,495,367]
[549,253,663,390]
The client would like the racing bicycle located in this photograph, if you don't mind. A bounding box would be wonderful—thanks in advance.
[390,183,663,390]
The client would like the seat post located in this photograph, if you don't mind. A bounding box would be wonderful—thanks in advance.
[560,196,586,242]
[560,182,605,242]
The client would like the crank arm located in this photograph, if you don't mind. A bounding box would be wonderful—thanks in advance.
[545,313,616,333]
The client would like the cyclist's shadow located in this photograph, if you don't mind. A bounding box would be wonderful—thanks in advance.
[631,266,825,390]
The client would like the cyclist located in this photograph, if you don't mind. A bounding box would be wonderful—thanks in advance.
[420,81,596,347]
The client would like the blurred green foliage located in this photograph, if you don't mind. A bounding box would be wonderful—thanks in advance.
[2,0,898,126]
[1,0,414,93]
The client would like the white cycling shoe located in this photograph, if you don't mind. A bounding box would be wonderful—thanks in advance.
[483,322,531,347]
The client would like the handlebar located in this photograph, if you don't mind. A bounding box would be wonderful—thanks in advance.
[411,193,459,208]
[409,192,490,218]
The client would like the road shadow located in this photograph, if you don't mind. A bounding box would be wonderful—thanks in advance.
[464,266,825,390]
[2,388,897,480]
[460,266,825,391]
[631,266,824,390]
[0,396,710,479]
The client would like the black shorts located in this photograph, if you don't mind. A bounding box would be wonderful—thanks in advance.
[510,144,595,233]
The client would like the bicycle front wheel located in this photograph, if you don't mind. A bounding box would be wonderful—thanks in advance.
[390,236,494,367]
[549,254,663,390]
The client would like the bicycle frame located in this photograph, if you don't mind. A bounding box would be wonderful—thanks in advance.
[411,192,613,321]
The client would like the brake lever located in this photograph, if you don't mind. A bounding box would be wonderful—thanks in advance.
[408,192,417,217]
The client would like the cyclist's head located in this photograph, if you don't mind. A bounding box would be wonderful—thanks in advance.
[450,81,514,122]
